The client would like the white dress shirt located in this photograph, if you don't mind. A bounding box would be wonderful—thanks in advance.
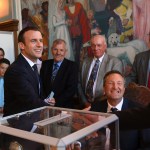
[21,53,35,68]
[107,98,124,112]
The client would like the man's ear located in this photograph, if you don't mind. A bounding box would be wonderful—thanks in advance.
[65,49,68,57]
[18,42,25,50]
[103,89,105,95]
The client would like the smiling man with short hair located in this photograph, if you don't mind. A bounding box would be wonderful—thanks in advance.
[40,39,78,109]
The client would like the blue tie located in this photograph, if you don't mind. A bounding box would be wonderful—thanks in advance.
[51,63,59,81]
[86,59,100,103]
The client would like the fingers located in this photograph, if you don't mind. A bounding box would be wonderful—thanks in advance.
[66,144,74,150]
[45,98,56,106]
[66,142,81,150]
[86,131,98,140]
[83,106,91,111]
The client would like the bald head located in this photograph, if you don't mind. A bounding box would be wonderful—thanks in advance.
[90,35,107,58]
[91,35,106,45]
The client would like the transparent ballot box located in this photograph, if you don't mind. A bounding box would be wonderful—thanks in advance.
[0,106,119,150]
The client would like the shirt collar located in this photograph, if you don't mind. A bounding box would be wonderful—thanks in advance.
[94,53,105,63]
[53,60,63,67]
[0,77,4,82]
[107,97,124,112]
[21,53,37,67]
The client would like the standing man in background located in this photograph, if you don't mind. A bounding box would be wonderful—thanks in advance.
[40,39,78,109]
[78,35,123,107]
[128,50,150,88]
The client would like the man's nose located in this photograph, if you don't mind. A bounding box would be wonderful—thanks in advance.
[37,41,43,47]
[56,50,61,54]
[112,83,118,89]
[95,45,100,50]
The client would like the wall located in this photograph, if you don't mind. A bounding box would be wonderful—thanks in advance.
[0,31,15,63]
[0,0,17,63]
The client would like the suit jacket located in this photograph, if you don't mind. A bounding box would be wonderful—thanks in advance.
[40,58,78,108]
[115,103,150,129]
[129,50,150,86]
[91,99,140,150]
[78,53,123,103]
[4,54,47,117]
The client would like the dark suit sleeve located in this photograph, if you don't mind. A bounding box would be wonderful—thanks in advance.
[114,105,150,130]
[90,101,101,112]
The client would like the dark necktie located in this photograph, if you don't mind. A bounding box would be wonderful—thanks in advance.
[111,107,118,112]
[85,59,100,103]
[51,63,59,81]
[32,64,40,94]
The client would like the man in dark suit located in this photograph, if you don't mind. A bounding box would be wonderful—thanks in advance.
[4,26,55,117]
[128,50,150,87]
[127,50,150,148]
[3,26,55,150]
[91,70,140,150]
[78,35,123,107]
[40,39,78,109]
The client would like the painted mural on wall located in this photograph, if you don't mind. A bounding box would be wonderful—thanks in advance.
[133,0,150,48]
[20,0,149,75]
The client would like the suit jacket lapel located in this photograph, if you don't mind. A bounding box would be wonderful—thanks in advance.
[121,99,128,110]
[18,54,39,92]
[18,54,36,80]
[100,100,108,112]
[82,58,93,89]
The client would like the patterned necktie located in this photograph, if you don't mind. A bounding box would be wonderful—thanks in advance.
[32,64,40,94]
[51,63,59,81]
[85,59,100,103]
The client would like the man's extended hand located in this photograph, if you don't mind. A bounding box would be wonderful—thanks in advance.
[44,98,55,106]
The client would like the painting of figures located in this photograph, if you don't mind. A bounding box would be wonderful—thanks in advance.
[20,0,149,75]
